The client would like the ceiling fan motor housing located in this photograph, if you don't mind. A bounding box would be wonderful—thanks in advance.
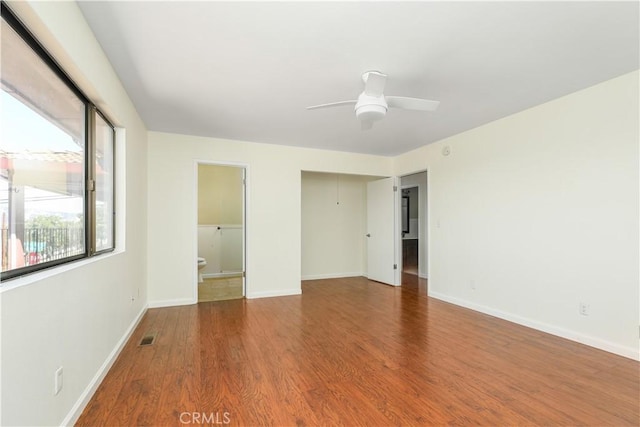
[355,93,387,122]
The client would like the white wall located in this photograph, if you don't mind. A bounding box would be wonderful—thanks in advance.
[301,172,372,280]
[0,7,633,427]
[0,2,148,425]
[400,172,428,277]
[198,226,243,276]
[394,71,640,359]
[147,133,391,303]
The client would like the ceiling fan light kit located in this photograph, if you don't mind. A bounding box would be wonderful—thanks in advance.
[355,96,387,123]
[307,70,440,130]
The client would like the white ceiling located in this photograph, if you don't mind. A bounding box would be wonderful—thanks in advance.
[78,1,639,156]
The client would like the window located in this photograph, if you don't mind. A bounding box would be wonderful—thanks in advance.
[92,111,115,253]
[1,4,115,281]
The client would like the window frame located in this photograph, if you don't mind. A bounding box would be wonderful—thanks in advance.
[89,107,117,256]
[1,2,116,282]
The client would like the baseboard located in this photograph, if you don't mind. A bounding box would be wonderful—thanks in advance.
[246,289,302,299]
[301,272,364,281]
[61,303,148,426]
[203,272,243,279]
[429,291,640,361]
[147,297,196,308]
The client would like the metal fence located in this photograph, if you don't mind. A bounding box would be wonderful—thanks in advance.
[1,227,84,270]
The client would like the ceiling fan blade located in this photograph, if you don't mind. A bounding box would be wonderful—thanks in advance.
[363,71,387,97]
[306,100,357,110]
[386,96,440,111]
[360,120,373,131]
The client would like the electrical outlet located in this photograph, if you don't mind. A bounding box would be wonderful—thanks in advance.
[54,366,63,395]
[579,302,589,316]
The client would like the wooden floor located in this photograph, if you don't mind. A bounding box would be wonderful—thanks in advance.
[198,276,244,302]
[77,276,639,426]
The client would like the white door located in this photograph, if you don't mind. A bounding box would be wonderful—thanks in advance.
[241,167,246,295]
[367,177,399,285]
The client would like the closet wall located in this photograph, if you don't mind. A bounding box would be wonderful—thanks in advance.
[301,172,374,280]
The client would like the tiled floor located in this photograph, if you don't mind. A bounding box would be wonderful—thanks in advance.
[198,276,243,302]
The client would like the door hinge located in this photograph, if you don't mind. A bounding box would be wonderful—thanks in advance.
[393,185,398,192]
[88,179,95,191]
[393,264,398,270]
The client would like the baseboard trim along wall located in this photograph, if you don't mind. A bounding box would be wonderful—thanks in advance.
[246,289,302,299]
[429,292,639,361]
[203,272,243,279]
[301,272,364,281]
[62,304,148,426]
[148,297,196,308]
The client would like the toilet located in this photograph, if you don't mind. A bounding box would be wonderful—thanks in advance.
[197,257,207,283]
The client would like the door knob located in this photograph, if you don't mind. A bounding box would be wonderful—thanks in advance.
[366,233,371,237]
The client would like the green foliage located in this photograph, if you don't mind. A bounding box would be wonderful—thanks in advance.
[26,214,72,229]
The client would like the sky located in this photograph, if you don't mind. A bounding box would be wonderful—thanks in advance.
[1,90,81,153]
[1,90,84,218]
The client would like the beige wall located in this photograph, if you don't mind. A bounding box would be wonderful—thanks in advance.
[148,71,638,359]
[301,172,375,279]
[3,4,636,427]
[198,164,243,225]
[394,71,639,359]
[147,133,392,302]
[1,2,148,425]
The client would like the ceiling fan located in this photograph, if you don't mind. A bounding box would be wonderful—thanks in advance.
[306,71,440,130]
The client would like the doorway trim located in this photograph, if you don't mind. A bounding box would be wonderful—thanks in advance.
[193,160,249,301]
[398,170,429,284]
[400,184,420,275]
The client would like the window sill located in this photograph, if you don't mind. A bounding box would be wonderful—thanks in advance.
[0,248,124,294]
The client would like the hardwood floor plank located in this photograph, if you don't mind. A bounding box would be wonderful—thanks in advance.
[76,277,639,426]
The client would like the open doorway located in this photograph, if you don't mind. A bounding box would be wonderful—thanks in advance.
[196,163,246,302]
[301,171,393,283]
[401,186,419,275]
[399,171,428,288]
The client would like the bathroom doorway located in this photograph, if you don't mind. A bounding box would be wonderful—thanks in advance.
[196,163,246,302]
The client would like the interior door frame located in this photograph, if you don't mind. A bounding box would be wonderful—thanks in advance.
[397,169,429,286]
[400,184,420,274]
[194,160,249,300]
[393,177,401,286]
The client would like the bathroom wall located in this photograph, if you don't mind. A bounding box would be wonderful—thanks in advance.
[198,164,244,276]
[198,164,243,225]
[198,226,242,276]
[402,186,419,239]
